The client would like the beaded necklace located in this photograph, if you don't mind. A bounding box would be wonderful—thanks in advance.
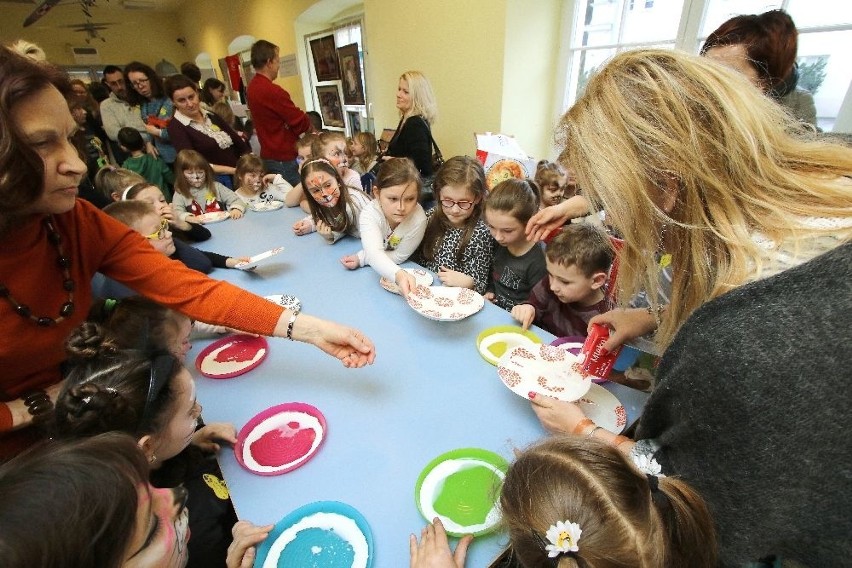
[0,216,75,326]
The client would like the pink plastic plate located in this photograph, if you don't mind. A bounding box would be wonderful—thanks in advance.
[235,402,327,476]
[194,334,269,379]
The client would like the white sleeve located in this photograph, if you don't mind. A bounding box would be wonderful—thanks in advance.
[384,205,427,265]
[358,203,427,280]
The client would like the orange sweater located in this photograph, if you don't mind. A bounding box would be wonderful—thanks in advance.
[0,200,283,442]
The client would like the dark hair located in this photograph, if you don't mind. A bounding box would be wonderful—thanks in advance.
[700,9,798,93]
[251,39,278,70]
[306,110,323,131]
[164,73,199,101]
[180,61,202,83]
[52,321,181,440]
[496,436,718,568]
[300,158,366,233]
[0,433,148,568]
[0,45,72,221]
[484,178,540,225]
[89,80,110,103]
[421,156,487,264]
[123,61,165,104]
[118,126,145,152]
[102,64,123,77]
[201,77,226,105]
[375,157,422,199]
[546,223,614,277]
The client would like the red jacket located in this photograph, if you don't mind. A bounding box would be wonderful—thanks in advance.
[246,74,311,161]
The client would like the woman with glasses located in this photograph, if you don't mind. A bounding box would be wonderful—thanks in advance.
[413,156,494,294]
[124,61,177,166]
[0,46,375,460]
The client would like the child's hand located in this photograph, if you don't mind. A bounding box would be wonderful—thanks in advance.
[292,219,314,236]
[340,254,360,270]
[229,209,244,220]
[437,266,474,289]
[191,422,237,453]
[185,214,201,225]
[483,291,496,303]
[409,517,472,568]
[226,256,252,268]
[395,269,417,299]
[262,173,276,187]
[316,219,333,241]
[511,304,536,330]
[226,521,273,568]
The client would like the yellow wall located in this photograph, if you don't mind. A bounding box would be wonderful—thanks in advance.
[0,3,188,68]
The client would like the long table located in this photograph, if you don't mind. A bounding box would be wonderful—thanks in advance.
[190,204,648,567]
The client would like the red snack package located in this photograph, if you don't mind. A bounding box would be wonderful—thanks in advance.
[580,323,622,379]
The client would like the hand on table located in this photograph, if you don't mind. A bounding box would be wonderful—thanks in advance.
[511,303,535,330]
[225,256,252,268]
[395,269,417,299]
[292,218,314,236]
[483,291,495,303]
[316,219,333,241]
[192,422,237,453]
[340,254,360,270]
[528,392,588,435]
[588,307,658,353]
[226,520,273,568]
[409,517,472,568]
[229,209,244,220]
[288,313,376,368]
[437,266,473,289]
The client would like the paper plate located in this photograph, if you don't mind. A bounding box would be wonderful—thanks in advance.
[265,294,302,313]
[406,286,484,321]
[194,334,268,379]
[235,402,326,476]
[497,344,591,402]
[197,211,230,223]
[249,200,284,212]
[234,246,285,270]
[550,337,608,384]
[415,448,508,537]
[476,325,542,366]
[576,383,627,434]
[379,268,434,295]
[255,501,373,568]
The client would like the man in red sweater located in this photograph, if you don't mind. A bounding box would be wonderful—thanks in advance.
[246,40,312,186]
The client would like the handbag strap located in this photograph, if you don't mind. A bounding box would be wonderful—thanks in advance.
[418,115,443,159]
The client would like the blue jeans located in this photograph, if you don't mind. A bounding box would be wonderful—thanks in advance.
[263,159,300,186]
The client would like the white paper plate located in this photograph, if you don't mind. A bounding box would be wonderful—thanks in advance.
[576,383,627,434]
[197,211,230,223]
[379,268,434,295]
[497,344,591,402]
[249,200,284,212]
[476,325,542,366]
[406,286,485,321]
[264,294,301,313]
[235,246,285,270]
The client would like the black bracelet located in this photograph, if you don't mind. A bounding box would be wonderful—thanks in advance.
[22,390,53,422]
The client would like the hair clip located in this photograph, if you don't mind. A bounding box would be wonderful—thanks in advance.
[303,158,333,168]
[631,453,664,477]
[544,520,582,558]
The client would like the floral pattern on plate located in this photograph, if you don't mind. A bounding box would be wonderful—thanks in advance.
[576,383,627,434]
[497,344,591,402]
[379,268,434,295]
[406,286,485,321]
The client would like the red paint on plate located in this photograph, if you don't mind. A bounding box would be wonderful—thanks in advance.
[194,334,269,379]
[250,424,318,467]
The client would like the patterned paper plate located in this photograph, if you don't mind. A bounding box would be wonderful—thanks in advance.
[254,501,372,568]
[379,268,434,295]
[576,383,627,434]
[194,334,268,379]
[197,211,230,223]
[249,200,284,212]
[497,343,591,402]
[406,286,485,321]
[264,294,302,313]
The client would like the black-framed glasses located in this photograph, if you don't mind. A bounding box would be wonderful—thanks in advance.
[137,354,176,433]
[130,78,150,88]
[440,198,475,210]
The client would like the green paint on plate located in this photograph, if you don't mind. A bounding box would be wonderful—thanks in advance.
[433,464,500,526]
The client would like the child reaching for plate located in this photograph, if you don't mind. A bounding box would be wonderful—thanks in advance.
[413,156,494,294]
[484,179,547,310]
[172,149,246,222]
[410,436,717,568]
[292,158,372,243]
[234,153,291,211]
[123,181,212,242]
[340,158,428,297]
[511,224,613,337]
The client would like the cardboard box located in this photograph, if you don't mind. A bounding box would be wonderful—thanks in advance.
[475,132,538,190]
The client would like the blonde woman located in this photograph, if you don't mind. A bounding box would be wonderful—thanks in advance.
[383,70,438,179]
[526,49,852,567]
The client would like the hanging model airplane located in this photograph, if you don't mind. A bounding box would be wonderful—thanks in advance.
[23,0,103,28]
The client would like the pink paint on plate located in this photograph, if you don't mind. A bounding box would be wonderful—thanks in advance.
[194,334,269,379]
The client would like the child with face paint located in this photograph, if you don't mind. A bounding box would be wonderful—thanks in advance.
[172,149,246,223]
[292,158,372,243]
[340,158,428,297]
[234,153,292,211]
[51,316,270,568]
[312,131,364,191]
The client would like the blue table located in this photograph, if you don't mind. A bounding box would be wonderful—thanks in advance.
[190,205,648,567]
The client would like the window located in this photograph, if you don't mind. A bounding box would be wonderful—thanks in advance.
[561,0,852,131]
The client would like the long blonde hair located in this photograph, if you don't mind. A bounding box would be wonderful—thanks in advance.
[399,70,437,124]
[557,49,852,348]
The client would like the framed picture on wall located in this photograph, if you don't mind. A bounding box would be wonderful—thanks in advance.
[309,35,340,82]
[316,85,345,128]
[347,111,361,137]
[337,43,365,105]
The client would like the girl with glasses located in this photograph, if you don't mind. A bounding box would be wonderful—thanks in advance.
[413,156,494,294]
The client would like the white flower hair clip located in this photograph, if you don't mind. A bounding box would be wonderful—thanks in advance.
[544,520,582,558]
[631,453,664,477]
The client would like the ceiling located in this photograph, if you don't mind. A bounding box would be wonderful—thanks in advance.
[0,0,187,12]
